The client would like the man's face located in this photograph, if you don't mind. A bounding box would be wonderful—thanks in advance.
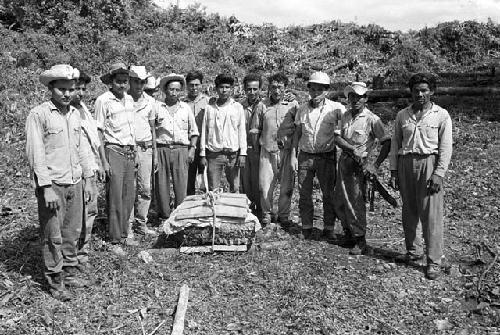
[411,82,433,107]
[308,82,328,102]
[129,77,146,97]
[187,79,202,99]
[216,83,233,100]
[50,79,76,107]
[348,92,367,112]
[110,73,129,97]
[164,81,183,100]
[245,80,260,102]
[269,81,286,102]
[73,82,87,105]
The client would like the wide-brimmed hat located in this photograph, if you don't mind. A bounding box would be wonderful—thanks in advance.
[144,76,157,90]
[344,82,369,98]
[129,65,152,81]
[100,62,129,84]
[308,71,331,86]
[159,73,186,91]
[39,64,80,87]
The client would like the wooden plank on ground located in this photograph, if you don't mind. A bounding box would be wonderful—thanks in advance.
[179,245,248,253]
[171,284,189,335]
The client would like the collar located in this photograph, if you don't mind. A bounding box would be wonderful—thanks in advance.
[48,100,77,116]
[347,107,369,119]
[186,93,207,104]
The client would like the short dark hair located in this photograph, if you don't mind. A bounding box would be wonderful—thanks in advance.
[268,72,289,87]
[186,71,203,83]
[243,73,263,89]
[214,73,235,87]
[77,71,91,85]
[408,73,436,91]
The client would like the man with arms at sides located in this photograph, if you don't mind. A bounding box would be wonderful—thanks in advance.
[200,73,247,192]
[184,70,209,195]
[252,72,298,228]
[71,71,106,273]
[127,66,158,236]
[240,73,265,219]
[155,74,198,223]
[389,73,452,280]
[26,64,96,300]
[334,82,391,255]
[95,63,139,252]
[290,72,345,240]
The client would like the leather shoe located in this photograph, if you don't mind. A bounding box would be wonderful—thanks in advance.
[426,264,441,280]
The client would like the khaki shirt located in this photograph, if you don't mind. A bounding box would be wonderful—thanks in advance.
[389,103,453,177]
[339,108,388,156]
[133,93,156,142]
[95,91,135,146]
[155,101,198,145]
[200,98,247,156]
[295,98,345,153]
[184,94,209,135]
[77,101,101,172]
[253,98,299,152]
[26,101,93,187]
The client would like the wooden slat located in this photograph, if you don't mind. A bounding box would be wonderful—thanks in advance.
[179,245,248,253]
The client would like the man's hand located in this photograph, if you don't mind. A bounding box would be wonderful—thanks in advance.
[84,177,97,204]
[237,155,246,168]
[96,168,106,183]
[103,161,112,180]
[389,170,399,191]
[43,187,60,211]
[153,149,158,172]
[291,155,298,172]
[200,157,207,167]
[427,174,443,195]
[188,147,196,164]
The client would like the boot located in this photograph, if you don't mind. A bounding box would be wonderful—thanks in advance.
[64,267,90,288]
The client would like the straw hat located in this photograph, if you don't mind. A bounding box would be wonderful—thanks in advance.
[39,64,80,87]
[129,65,152,81]
[100,62,129,84]
[158,73,186,91]
[308,71,331,86]
[344,82,370,98]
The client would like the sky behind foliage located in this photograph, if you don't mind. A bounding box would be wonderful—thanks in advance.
[154,0,500,31]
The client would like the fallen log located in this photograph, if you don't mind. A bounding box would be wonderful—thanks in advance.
[179,245,248,253]
[328,86,500,100]
[171,284,190,335]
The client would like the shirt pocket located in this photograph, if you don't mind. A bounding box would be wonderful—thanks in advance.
[107,108,127,131]
[350,129,367,145]
[45,127,64,150]
[230,113,240,130]
[423,123,439,145]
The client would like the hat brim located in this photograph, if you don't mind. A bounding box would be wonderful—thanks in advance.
[159,75,186,90]
[129,72,152,81]
[39,75,77,87]
[344,86,369,98]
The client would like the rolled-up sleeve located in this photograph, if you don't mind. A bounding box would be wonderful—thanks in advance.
[26,112,52,187]
[95,97,106,130]
[434,113,453,177]
[238,105,247,156]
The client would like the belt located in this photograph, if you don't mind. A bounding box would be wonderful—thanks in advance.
[136,140,153,149]
[105,143,135,151]
[207,149,238,155]
[157,143,188,149]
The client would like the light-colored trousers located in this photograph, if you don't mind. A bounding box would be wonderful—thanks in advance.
[129,147,153,226]
[259,148,295,221]
[78,178,98,264]
[398,154,444,265]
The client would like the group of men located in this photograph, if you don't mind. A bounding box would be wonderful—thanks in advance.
[26,62,452,301]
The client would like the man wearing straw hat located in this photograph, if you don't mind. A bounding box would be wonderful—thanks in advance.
[26,64,96,300]
[290,71,345,240]
[127,65,157,236]
[155,73,199,222]
[144,75,159,98]
[184,70,209,196]
[95,62,139,250]
[334,82,391,255]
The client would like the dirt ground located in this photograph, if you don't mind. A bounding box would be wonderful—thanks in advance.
[0,111,499,334]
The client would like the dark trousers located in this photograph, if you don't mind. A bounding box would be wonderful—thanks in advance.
[297,151,337,230]
[206,150,240,192]
[106,147,136,243]
[187,149,204,196]
[240,148,261,216]
[36,181,83,289]
[156,146,189,219]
